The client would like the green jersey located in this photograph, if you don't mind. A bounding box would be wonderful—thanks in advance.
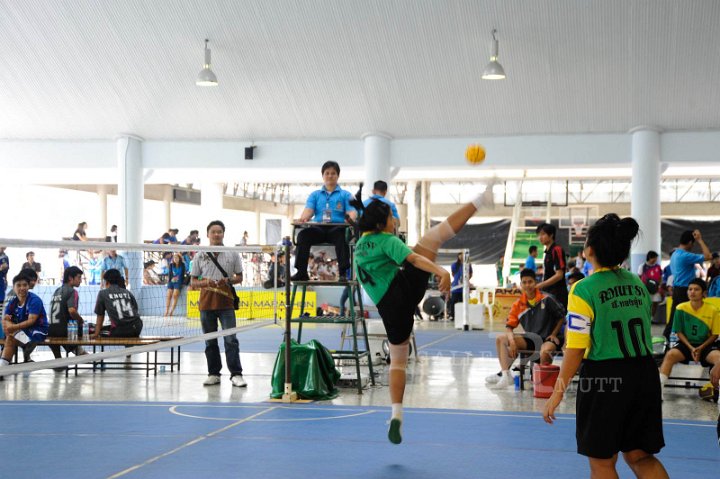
[354,232,413,304]
[672,301,720,346]
[566,267,653,361]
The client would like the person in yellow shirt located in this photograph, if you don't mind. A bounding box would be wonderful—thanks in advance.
[658,278,720,399]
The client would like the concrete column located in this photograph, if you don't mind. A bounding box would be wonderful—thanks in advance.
[420,180,431,236]
[630,126,662,274]
[97,184,108,239]
[407,181,419,245]
[255,204,262,245]
[363,133,392,199]
[163,185,173,231]
[117,135,143,291]
[201,183,225,225]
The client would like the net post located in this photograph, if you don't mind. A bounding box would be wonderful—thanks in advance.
[281,243,297,402]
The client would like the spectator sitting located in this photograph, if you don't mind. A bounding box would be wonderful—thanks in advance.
[487,268,565,389]
[4,268,41,362]
[167,228,179,244]
[290,161,357,281]
[159,251,173,278]
[664,230,713,342]
[109,224,118,242]
[153,232,171,245]
[93,269,143,338]
[566,271,585,288]
[21,251,42,274]
[164,254,186,316]
[263,253,286,289]
[182,230,200,245]
[102,250,128,281]
[143,260,161,285]
[659,278,720,399]
[706,252,720,283]
[73,222,88,241]
[0,273,49,374]
[48,266,87,359]
[87,250,103,286]
[0,246,9,306]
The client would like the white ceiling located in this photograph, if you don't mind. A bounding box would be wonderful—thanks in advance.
[2,0,720,141]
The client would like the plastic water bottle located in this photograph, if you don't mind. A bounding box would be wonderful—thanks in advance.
[82,322,89,340]
[67,320,78,341]
[669,331,678,348]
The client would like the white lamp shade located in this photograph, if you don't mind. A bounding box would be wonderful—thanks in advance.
[196,67,218,86]
[481,60,505,80]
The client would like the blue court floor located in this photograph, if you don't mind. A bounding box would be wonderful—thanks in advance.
[1,401,717,479]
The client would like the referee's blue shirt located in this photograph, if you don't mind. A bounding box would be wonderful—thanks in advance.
[305,186,355,223]
[363,194,400,219]
[670,249,705,287]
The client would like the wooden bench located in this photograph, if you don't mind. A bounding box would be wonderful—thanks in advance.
[0,336,182,377]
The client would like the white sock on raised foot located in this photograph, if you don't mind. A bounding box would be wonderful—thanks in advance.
[0,358,9,366]
[471,178,497,210]
[391,403,403,421]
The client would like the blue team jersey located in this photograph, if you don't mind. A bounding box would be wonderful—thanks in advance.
[670,249,705,287]
[305,186,356,223]
[363,194,400,219]
[4,292,49,334]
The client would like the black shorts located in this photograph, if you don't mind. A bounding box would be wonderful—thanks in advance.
[101,318,143,338]
[576,356,664,459]
[519,334,563,353]
[673,342,719,367]
[376,261,430,345]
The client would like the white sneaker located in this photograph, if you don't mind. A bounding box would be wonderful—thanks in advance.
[231,375,247,388]
[203,375,221,386]
[485,372,501,384]
[491,374,514,389]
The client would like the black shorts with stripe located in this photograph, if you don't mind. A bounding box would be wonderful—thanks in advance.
[576,356,665,459]
[376,261,430,345]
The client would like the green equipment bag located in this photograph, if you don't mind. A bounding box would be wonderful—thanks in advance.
[270,339,341,400]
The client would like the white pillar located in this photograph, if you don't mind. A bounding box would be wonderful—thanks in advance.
[363,133,392,199]
[420,180,431,236]
[97,184,108,239]
[255,204,261,244]
[117,135,144,291]
[407,181,419,245]
[201,183,225,225]
[630,127,662,274]
[163,185,173,231]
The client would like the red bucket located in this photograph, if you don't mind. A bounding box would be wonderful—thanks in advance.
[532,363,560,398]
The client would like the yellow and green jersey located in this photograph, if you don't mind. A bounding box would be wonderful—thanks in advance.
[566,268,653,361]
[672,301,720,346]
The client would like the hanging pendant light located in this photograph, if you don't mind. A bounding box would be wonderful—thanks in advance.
[196,39,218,86]
[482,29,506,80]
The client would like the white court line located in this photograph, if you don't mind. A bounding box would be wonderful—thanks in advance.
[106,406,277,479]
[169,405,377,422]
[1,401,713,429]
[416,331,465,351]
